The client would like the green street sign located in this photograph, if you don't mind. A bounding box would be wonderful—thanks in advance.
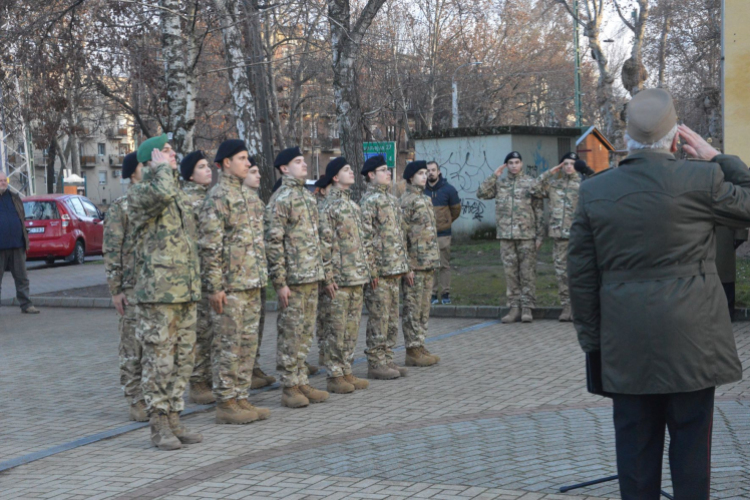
[363,142,396,168]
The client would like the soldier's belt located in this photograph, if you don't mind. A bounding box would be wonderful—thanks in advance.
[602,260,716,284]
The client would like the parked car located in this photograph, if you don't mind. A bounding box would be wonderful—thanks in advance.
[22,194,105,265]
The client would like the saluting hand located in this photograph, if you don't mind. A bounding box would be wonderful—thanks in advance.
[550,162,564,174]
[678,125,720,161]
[494,164,507,177]
[209,291,228,314]
[151,148,169,166]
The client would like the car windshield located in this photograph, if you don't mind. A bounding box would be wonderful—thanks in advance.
[23,201,60,220]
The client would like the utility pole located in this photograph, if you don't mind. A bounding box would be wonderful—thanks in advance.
[573,0,582,128]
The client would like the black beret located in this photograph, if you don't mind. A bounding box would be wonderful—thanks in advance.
[180,150,206,180]
[121,152,139,180]
[361,155,387,176]
[274,146,303,169]
[314,176,331,189]
[325,157,348,181]
[574,159,594,175]
[248,156,256,166]
[504,151,522,163]
[403,160,427,180]
[214,139,247,165]
[560,152,578,163]
[271,178,282,193]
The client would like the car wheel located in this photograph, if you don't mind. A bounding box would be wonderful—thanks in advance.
[70,240,85,265]
[45,257,56,266]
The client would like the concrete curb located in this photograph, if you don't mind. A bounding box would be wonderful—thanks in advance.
[5,296,750,321]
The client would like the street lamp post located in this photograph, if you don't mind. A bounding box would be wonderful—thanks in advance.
[452,61,483,128]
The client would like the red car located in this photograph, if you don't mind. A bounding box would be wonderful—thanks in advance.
[22,194,105,265]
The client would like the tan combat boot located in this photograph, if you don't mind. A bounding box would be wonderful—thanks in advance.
[343,374,369,390]
[367,364,400,380]
[299,384,329,403]
[521,308,533,323]
[150,413,182,451]
[188,380,215,405]
[281,386,310,408]
[501,307,521,324]
[305,362,319,376]
[129,400,148,422]
[167,412,203,444]
[558,305,572,322]
[237,399,270,420]
[255,366,276,385]
[216,398,259,424]
[405,346,439,367]
[421,346,441,364]
[327,376,355,394]
[387,362,408,377]
[251,368,271,390]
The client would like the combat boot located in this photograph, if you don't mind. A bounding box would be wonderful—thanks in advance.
[558,305,572,322]
[367,364,400,380]
[150,413,182,451]
[387,362,408,377]
[251,367,273,390]
[129,400,148,422]
[299,384,329,403]
[327,376,355,394]
[305,361,320,376]
[502,307,521,323]
[167,412,203,444]
[215,398,259,424]
[343,374,369,390]
[421,346,441,364]
[521,308,533,323]
[405,346,439,367]
[237,399,270,420]
[281,386,309,408]
[189,380,215,405]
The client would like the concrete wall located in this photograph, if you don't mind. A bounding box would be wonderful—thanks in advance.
[415,133,564,240]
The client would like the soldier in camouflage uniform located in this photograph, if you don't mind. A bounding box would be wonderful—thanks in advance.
[477,151,544,323]
[265,146,334,408]
[313,178,329,368]
[400,161,441,367]
[200,140,271,424]
[103,152,147,422]
[179,151,215,405]
[244,158,276,390]
[317,158,375,394]
[360,155,411,380]
[128,135,202,450]
[529,153,581,322]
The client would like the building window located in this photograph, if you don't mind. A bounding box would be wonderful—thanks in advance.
[99,171,107,185]
[98,143,106,156]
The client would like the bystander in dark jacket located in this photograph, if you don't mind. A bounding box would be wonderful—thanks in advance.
[424,167,460,303]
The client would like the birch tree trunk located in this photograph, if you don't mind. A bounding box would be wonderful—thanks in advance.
[161,0,191,154]
[183,0,200,152]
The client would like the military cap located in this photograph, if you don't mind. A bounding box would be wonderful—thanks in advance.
[180,150,206,180]
[274,146,303,169]
[403,160,427,180]
[560,152,578,163]
[121,152,140,179]
[574,159,594,175]
[214,139,247,165]
[627,88,677,144]
[504,151,522,164]
[314,176,331,189]
[136,133,169,163]
[325,157,348,180]
[248,155,256,166]
[362,155,387,176]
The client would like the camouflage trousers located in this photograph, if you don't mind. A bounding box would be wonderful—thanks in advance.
[119,288,143,404]
[552,239,570,307]
[402,270,434,349]
[211,289,261,402]
[276,283,318,387]
[500,239,537,308]
[189,294,212,384]
[364,275,400,367]
[321,285,364,378]
[255,287,266,362]
[136,302,197,414]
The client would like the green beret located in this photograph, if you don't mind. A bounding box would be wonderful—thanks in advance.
[137,134,169,163]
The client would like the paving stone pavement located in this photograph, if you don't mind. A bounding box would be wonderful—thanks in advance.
[1,306,749,499]
[0,257,106,303]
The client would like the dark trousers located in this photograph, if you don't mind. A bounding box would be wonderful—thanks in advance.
[722,282,735,321]
[612,387,714,500]
[0,248,33,310]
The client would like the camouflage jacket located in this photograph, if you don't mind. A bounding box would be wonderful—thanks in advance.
[528,169,580,239]
[103,195,135,295]
[400,184,440,271]
[319,186,375,286]
[476,170,543,240]
[265,176,332,289]
[127,162,201,304]
[181,181,208,230]
[360,182,410,278]
[200,172,267,293]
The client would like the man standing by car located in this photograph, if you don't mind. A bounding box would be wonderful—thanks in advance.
[0,170,39,314]
[424,161,460,305]
[103,152,146,422]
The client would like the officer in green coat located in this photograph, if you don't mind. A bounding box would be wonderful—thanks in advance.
[568,88,750,500]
